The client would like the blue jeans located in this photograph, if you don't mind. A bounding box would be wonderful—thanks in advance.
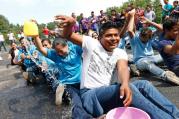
[44,65,60,92]
[45,66,93,119]
[131,80,179,119]
[80,80,179,119]
[136,55,164,78]
[80,84,124,117]
[66,84,93,119]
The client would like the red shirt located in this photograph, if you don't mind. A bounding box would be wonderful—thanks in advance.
[43,28,49,35]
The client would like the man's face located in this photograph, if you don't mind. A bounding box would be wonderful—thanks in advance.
[20,39,27,47]
[91,12,94,17]
[100,10,103,15]
[166,25,178,39]
[42,40,51,49]
[55,44,69,56]
[140,35,151,43]
[100,28,120,52]
[111,11,116,16]
[147,7,150,11]
[164,0,168,4]
[11,43,17,49]
[173,1,178,7]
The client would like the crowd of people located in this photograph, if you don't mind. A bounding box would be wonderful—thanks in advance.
[0,0,179,119]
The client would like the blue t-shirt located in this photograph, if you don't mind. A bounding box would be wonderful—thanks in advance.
[130,33,154,62]
[18,45,36,68]
[158,39,179,70]
[118,38,126,49]
[33,49,55,67]
[47,41,83,84]
[118,33,130,49]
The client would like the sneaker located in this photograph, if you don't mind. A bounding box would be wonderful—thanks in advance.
[130,64,140,76]
[22,72,29,80]
[55,84,64,106]
[164,71,179,85]
[0,56,3,61]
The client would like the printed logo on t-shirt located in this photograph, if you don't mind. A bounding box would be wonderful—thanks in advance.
[88,49,116,78]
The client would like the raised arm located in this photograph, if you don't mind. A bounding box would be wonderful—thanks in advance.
[119,14,130,38]
[127,9,136,39]
[55,15,83,47]
[34,36,47,56]
[140,16,163,32]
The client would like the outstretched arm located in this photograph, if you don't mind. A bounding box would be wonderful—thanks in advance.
[140,16,163,32]
[119,14,130,38]
[34,36,47,56]
[127,9,136,39]
[55,15,83,47]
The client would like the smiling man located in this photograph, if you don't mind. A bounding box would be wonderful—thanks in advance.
[55,10,179,119]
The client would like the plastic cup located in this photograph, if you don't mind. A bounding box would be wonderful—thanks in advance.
[106,107,150,119]
[23,20,39,36]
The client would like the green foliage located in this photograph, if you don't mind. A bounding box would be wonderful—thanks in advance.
[0,0,162,41]
[152,0,162,23]
[105,0,162,23]
[106,6,121,16]
[0,15,10,34]
[47,22,56,30]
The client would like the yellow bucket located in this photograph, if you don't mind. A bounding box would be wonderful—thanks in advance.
[23,20,39,36]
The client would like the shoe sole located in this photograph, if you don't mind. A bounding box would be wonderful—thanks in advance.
[55,85,64,106]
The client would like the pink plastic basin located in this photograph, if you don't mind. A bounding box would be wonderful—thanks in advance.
[106,107,151,119]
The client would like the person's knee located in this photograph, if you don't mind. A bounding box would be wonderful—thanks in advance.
[81,90,95,104]
[136,59,150,69]
[132,80,151,88]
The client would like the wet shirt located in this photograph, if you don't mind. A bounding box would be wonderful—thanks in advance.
[47,41,82,84]
[18,45,36,68]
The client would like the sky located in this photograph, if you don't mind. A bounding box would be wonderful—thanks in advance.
[0,0,128,24]
[0,0,175,25]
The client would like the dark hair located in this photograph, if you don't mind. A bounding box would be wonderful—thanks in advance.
[19,37,24,43]
[10,41,16,46]
[163,19,177,32]
[52,38,67,49]
[99,21,119,37]
[42,39,51,45]
[140,27,152,37]
[111,9,116,12]
[116,21,125,28]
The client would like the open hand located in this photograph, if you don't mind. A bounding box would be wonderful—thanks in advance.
[120,83,132,107]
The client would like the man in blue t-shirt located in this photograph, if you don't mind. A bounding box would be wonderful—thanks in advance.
[33,36,93,119]
[158,19,179,77]
[128,11,179,85]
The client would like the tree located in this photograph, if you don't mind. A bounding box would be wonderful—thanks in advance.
[0,15,10,34]
[152,0,162,23]
[105,0,162,23]
[106,6,121,16]
[47,22,56,30]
